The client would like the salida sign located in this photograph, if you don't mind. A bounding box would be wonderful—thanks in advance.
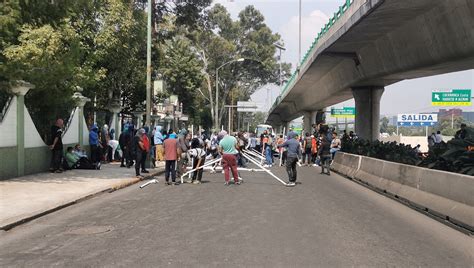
[397,113,438,126]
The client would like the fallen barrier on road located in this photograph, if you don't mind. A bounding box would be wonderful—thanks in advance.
[332,152,474,233]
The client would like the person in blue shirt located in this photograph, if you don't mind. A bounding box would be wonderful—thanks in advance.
[89,124,101,165]
[277,131,302,186]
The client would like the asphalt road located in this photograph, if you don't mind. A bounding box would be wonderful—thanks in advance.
[0,164,472,267]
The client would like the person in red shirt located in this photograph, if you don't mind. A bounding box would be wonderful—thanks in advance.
[141,129,150,174]
[163,133,180,185]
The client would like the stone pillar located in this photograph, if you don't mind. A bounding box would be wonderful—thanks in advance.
[133,111,144,128]
[72,88,90,147]
[109,100,121,140]
[10,80,35,177]
[352,86,384,141]
[302,111,317,135]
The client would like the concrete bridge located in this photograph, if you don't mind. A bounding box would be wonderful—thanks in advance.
[267,0,474,140]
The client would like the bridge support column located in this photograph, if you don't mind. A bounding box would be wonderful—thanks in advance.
[303,111,317,135]
[352,86,384,141]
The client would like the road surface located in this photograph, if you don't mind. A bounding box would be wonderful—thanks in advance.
[0,165,472,267]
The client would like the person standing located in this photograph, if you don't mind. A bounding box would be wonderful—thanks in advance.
[277,131,302,186]
[434,131,443,144]
[119,126,130,167]
[141,127,151,173]
[89,124,101,165]
[49,118,64,173]
[330,132,341,159]
[218,130,240,186]
[318,135,331,175]
[187,138,206,184]
[133,129,147,178]
[154,126,164,163]
[163,133,179,185]
[177,130,190,176]
[302,132,312,166]
[455,123,467,139]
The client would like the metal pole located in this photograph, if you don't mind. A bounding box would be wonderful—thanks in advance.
[279,49,282,88]
[451,113,454,129]
[298,0,302,67]
[228,106,231,132]
[215,68,219,129]
[145,0,152,127]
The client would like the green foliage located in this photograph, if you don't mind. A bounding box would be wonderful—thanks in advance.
[342,127,474,176]
[419,127,474,175]
[341,139,420,165]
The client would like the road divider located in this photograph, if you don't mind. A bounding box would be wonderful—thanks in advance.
[332,152,474,233]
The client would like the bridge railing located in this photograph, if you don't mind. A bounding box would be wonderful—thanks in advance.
[272,0,354,113]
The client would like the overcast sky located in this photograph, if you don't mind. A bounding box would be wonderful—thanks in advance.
[214,0,474,116]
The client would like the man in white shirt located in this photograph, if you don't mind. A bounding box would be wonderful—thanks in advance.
[434,131,443,144]
[187,138,207,184]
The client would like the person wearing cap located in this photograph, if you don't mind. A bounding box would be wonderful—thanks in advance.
[277,131,302,186]
[218,130,241,186]
[133,129,147,178]
[163,133,180,185]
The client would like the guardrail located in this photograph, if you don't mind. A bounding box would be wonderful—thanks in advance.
[271,0,355,112]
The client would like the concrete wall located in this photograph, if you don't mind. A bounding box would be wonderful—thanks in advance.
[332,152,474,231]
[0,98,17,147]
[0,96,88,179]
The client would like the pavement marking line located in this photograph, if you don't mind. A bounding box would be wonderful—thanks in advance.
[242,151,288,186]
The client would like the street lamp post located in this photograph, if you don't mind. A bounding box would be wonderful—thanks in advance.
[274,42,286,91]
[215,58,245,130]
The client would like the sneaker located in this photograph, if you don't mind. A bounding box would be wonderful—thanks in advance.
[141,170,150,173]
[172,181,179,185]
[193,180,201,184]
[224,182,230,186]
[287,182,296,187]
[312,164,318,167]
[263,164,270,168]
[234,181,241,185]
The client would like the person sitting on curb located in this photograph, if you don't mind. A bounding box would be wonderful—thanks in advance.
[65,147,100,170]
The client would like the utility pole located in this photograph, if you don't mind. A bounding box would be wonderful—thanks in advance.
[298,0,302,67]
[145,0,152,127]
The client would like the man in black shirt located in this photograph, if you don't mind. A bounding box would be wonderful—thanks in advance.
[49,118,64,173]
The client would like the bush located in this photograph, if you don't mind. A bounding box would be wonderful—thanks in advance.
[341,127,474,176]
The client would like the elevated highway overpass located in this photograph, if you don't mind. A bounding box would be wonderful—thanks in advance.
[267,0,474,140]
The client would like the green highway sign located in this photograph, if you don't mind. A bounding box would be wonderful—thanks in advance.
[331,107,356,118]
[432,89,471,106]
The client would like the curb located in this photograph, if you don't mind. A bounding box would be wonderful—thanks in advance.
[0,168,165,231]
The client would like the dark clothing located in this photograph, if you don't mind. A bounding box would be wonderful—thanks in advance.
[455,129,467,139]
[135,151,146,176]
[318,140,331,175]
[286,156,298,182]
[50,125,63,150]
[50,125,63,171]
[70,157,96,170]
[302,148,312,164]
[192,158,205,182]
[165,160,176,182]
[50,149,63,171]
[90,144,100,164]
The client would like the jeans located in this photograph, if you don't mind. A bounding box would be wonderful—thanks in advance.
[286,156,298,182]
[330,148,340,159]
[302,148,312,164]
[320,156,331,174]
[165,160,176,182]
[222,154,239,183]
[265,146,273,165]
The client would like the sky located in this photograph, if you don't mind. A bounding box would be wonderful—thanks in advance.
[213,0,474,116]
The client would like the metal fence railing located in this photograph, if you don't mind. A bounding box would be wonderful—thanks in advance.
[272,0,354,112]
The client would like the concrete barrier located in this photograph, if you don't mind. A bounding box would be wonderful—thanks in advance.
[332,152,474,231]
[331,153,361,179]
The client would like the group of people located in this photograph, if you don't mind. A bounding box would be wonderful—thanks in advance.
[48,117,350,186]
[49,118,101,173]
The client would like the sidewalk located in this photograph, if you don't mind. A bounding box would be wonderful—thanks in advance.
[0,162,165,230]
